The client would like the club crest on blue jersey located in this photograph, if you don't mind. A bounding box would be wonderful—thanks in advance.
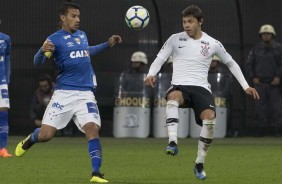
[70,50,89,58]
[74,38,80,44]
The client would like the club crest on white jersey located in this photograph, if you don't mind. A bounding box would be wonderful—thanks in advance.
[200,45,210,56]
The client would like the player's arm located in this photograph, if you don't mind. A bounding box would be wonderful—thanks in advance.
[224,58,259,99]
[89,43,109,55]
[89,35,122,56]
[33,49,47,66]
[144,56,166,87]
[215,41,259,100]
[34,39,55,66]
[4,36,11,84]
[144,36,174,87]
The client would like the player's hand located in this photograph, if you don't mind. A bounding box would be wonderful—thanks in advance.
[271,77,280,86]
[42,39,55,53]
[144,76,156,87]
[245,87,260,100]
[108,35,122,47]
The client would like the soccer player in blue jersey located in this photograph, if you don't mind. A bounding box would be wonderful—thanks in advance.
[15,1,121,183]
[0,32,12,158]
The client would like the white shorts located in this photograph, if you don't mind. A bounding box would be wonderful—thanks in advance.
[42,90,101,132]
[0,84,10,108]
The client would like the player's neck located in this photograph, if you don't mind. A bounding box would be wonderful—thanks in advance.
[62,26,76,34]
[191,31,202,40]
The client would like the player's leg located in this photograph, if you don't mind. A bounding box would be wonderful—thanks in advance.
[0,84,12,158]
[191,87,216,180]
[82,123,108,183]
[74,91,108,183]
[165,89,184,156]
[15,125,57,157]
[0,108,12,158]
[15,90,72,157]
[194,109,215,180]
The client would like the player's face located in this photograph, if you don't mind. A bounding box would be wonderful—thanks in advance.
[61,8,80,33]
[182,16,202,39]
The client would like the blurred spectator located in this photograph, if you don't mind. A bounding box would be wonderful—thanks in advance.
[29,74,54,127]
[119,51,148,93]
[247,24,282,137]
[124,51,148,74]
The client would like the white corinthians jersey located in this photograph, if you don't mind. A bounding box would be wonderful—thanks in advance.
[148,31,249,92]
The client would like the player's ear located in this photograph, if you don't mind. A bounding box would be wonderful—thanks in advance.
[199,18,203,26]
[60,15,66,22]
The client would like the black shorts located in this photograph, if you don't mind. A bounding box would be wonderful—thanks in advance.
[166,85,216,126]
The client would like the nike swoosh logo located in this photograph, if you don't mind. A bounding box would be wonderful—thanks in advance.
[209,105,215,108]
[178,46,186,48]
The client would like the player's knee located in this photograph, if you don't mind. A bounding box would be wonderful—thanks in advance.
[166,100,179,109]
[83,122,99,140]
[200,109,215,120]
[167,91,183,102]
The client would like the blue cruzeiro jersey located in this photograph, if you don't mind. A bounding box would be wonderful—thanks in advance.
[34,29,109,91]
[0,32,11,85]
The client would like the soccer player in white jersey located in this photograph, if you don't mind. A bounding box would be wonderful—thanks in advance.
[144,5,259,180]
[15,1,121,183]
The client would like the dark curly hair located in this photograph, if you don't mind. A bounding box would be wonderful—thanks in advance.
[181,5,203,23]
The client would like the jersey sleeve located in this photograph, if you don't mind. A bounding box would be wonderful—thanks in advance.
[214,40,249,90]
[147,35,175,76]
[213,40,233,64]
[89,42,109,55]
[33,34,56,66]
[157,35,175,61]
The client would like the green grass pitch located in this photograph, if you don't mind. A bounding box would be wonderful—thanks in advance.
[1,137,281,184]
